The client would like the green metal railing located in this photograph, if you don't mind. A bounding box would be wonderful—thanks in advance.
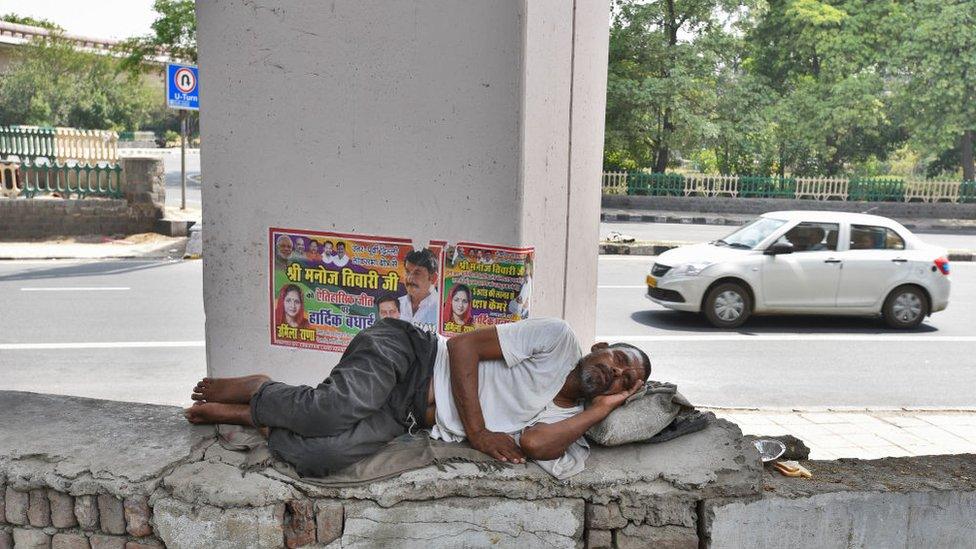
[19,161,124,199]
[738,176,797,199]
[627,172,684,196]
[0,125,57,161]
[958,181,976,203]
[848,177,905,202]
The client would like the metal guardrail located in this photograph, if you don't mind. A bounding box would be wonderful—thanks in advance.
[17,160,124,199]
[603,171,976,203]
[1,125,119,165]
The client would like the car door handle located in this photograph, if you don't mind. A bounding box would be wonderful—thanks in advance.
[824,258,842,264]
[891,258,908,263]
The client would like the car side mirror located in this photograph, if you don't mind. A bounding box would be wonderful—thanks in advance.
[764,242,794,256]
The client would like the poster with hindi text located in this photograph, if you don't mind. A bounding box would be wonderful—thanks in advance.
[439,242,534,337]
[269,228,417,352]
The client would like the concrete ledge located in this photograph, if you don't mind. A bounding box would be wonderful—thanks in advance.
[4,391,974,547]
[702,455,976,548]
[0,391,760,548]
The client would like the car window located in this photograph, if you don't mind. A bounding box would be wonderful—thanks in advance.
[850,225,905,250]
[719,217,787,249]
[774,222,839,252]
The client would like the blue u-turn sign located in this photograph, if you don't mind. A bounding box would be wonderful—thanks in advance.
[167,63,199,110]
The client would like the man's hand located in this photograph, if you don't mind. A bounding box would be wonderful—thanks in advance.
[468,429,525,463]
[590,379,644,414]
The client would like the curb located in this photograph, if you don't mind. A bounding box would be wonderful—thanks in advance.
[601,211,976,235]
[599,241,976,262]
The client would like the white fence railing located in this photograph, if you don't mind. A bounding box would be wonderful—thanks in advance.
[602,170,628,195]
[603,172,974,203]
[54,128,118,164]
[794,177,849,201]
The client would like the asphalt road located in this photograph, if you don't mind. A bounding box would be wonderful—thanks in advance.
[601,222,976,251]
[160,148,202,208]
[0,257,973,409]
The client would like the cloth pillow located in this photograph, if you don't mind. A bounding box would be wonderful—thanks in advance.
[584,381,693,446]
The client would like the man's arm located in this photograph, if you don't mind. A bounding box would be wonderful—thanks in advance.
[519,380,643,461]
[446,327,525,463]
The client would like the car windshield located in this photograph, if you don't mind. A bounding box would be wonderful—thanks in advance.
[716,217,788,249]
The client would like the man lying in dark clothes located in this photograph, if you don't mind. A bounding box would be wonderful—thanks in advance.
[185,317,649,479]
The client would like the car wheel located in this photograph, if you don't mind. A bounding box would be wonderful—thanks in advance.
[703,282,751,328]
[883,285,928,329]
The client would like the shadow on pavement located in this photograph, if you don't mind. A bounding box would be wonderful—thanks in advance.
[629,309,939,334]
[0,259,182,282]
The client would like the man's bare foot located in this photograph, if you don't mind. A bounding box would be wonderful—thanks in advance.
[191,374,270,404]
[184,402,253,425]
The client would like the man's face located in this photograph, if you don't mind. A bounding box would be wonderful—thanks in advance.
[378,300,399,319]
[338,243,346,256]
[404,261,435,300]
[576,344,646,398]
[276,237,293,259]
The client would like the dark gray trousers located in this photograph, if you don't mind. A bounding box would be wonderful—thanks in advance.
[250,317,438,477]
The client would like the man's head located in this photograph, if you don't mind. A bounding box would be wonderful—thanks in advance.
[276,235,293,259]
[404,248,438,301]
[323,241,334,254]
[376,293,400,319]
[575,342,651,399]
[337,242,347,256]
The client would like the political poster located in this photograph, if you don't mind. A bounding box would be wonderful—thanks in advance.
[269,228,415,352]
[439,242,534,337]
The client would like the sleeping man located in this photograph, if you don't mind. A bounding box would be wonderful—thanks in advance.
[185,317,649,479]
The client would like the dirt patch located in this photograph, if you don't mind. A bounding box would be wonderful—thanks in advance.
[761,453,976,497]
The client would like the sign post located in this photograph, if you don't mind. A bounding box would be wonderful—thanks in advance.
[166,63,200,211]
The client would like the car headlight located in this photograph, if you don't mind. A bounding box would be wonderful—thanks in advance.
[670,262,714,277]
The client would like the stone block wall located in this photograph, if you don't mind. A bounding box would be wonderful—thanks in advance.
[0,157,165,241]
[0,485,161,549]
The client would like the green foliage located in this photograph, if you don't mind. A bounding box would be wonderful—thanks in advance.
[0,36,157,131]
[895,0,976,178]
[0,13,63,30]
[605,0,971,178]
[119,0,197,69]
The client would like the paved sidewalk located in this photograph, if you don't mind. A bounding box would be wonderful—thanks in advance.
[0,234,188,260]
[709,409,976,460]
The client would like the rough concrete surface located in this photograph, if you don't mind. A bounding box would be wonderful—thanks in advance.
[703,455,976,548]
[293,417,760,507]
[151,498,284,549]
[341,497,584,548]
[0,392,213,496]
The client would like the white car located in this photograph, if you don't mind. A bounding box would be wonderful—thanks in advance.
[645,211,951,329]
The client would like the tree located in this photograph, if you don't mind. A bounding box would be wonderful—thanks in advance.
[746,0,905,176]
[896,0,976,180]
[119,0,197,69]
[0,14,63,30]
[0,35,157,130]
[605,0,752,171]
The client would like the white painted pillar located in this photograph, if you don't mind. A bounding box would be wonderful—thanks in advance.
[197,0,609,384]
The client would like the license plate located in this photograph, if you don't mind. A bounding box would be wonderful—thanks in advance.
[646,275,657,288]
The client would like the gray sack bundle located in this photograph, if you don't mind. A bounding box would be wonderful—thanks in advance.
[584,381,693,447]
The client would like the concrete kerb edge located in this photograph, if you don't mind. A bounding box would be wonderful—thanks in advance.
[599,241,976,262]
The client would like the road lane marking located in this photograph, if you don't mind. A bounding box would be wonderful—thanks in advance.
[20,287,130,292]
[596,334,976,342]
[0,341,205,350]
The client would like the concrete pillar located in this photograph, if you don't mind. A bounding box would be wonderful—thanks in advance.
[197,0,609,383]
